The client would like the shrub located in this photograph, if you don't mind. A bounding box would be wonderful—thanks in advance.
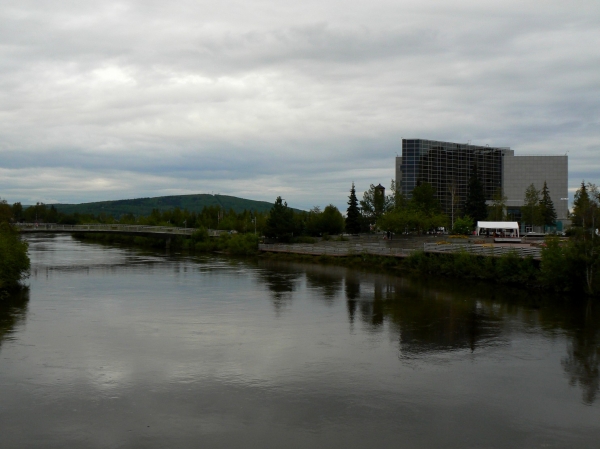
[0,224,30,290]
[191,227,209,243]
[451,216,474,235]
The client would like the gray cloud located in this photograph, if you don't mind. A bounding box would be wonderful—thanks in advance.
[1,0,599,210]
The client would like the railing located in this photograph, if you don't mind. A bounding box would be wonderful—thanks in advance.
[14,223,225,237]
[259,243,416,257]
[423,242,541,259]
[259,242,542,260]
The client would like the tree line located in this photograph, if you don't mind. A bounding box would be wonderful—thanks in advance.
[1,168,565,239]
[3,177,599,295]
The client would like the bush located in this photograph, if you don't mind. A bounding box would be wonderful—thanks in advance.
[403,249,537,286]
[227,234,259,255]
[451,216,474,235]
[191,227,209,243]
[0,224,30,290]
[192,233,258,255]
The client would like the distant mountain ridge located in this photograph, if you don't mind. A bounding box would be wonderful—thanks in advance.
[50,194,281,217]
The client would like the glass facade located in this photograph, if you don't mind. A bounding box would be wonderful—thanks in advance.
[401,139,506,216]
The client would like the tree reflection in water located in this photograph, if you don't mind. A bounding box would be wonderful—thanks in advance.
[255,261,303,314]
[0,288,30,349]
[304,265,344,305]
[345,277,360,325]
[258,258,600,404]
[561,301,600,405]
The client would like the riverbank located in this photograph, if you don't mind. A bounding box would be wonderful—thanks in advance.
[73,231,259,255]
[70,231,597,297]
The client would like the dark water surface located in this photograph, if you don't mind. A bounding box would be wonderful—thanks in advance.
[1,234,599,448]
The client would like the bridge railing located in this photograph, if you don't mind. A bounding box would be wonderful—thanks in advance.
[14,223,225,237]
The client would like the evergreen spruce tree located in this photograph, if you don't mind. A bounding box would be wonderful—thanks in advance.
[539,181,557,229]
[463,166,487,223]
[264,196,295,241]
[345,182,361,234]
[572,181,591,228]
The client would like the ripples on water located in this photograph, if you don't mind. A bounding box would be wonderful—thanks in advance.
[0,234,599,448]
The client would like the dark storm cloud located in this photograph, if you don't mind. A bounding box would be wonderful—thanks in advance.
[1,0,599,209]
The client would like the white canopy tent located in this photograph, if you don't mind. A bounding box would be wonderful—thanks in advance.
[476,221,520,237]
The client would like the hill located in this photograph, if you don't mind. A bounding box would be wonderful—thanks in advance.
[51,194,281,217]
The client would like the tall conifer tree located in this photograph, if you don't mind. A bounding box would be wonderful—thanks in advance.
[572,181,591,228]
[539,181,557,228]
[345,183,361,234]
[464,165,487,223]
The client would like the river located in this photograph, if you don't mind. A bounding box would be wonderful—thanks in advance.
[1,234,599,448]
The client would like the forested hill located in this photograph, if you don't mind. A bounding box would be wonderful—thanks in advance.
[51,194,279,217]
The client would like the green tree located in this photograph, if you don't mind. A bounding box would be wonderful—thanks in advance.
[572,181,598,229]
[345,183,361,234]
[539,181,557,229]
[410,183,441,216]
[0,200,12,224]
[522,184,541,227]
[387,179,405,210]
[265,196,295,241]
[377,183,447,235]
[320,205,345,235]
[463,166,487,223]
[23,203,48,223]
[12,202,23,222]
[487,188,507,221]
[305,206,322,236]
[451,215,474,235]
[360,184,388,224]
[0,223,30,290]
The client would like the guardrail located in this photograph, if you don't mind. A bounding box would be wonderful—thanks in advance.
[14,223,226,237]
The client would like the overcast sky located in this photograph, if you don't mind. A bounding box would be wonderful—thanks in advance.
[1,0,599,210]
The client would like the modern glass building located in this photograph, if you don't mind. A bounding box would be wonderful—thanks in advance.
[399,139,509,217]
[396,139,569,230]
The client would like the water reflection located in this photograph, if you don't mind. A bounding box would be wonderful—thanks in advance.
[303,265,344,302]
[0,288,29,348]
[255,261,303,313]
[560,301,600,405]
[257,259,600,403]
[3,236,599,449]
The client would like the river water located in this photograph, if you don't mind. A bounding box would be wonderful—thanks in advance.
[1,234,599,448]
